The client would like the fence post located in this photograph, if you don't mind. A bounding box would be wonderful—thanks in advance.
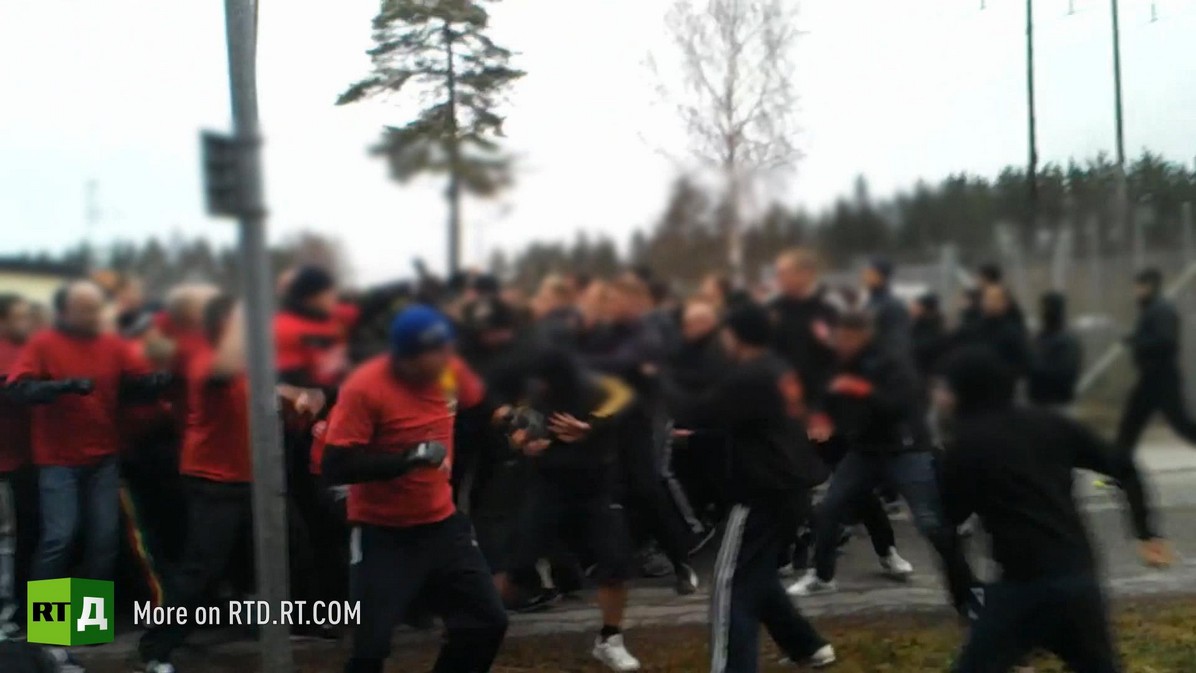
[1086,215,1102,316]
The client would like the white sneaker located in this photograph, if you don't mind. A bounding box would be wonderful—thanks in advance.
[787,570,838,597]
[806,644,837,668]
[880,547,914,579]
[779,643,837,668]
[592,633,642,671]
[144,662,177,673]
[46,648,88,673]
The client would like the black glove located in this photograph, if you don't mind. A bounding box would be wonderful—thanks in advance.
[502,408,548,441]
[406,441,447,469]
[5,378,93,405]
[60,378,95,396]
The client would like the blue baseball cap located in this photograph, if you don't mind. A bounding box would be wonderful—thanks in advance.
[389,305,455,358]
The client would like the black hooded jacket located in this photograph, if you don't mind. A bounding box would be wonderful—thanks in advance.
[1028,294,1082,405]
[939,347,1154,582]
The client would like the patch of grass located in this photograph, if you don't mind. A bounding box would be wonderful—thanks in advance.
[371,598,1196,672]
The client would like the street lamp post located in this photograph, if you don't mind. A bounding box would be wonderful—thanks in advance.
[220,1,294,672]
[1110,0,1132,255]
[1026,0,1040,231]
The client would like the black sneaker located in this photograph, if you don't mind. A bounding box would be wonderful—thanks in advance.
[639,546,673,579]
[675,564,700,596]
[509,588,560,614]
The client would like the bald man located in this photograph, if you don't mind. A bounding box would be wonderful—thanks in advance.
[6,281,170,582]
[665,300,733,520]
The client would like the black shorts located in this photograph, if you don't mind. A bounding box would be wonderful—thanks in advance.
[503,474,634,585]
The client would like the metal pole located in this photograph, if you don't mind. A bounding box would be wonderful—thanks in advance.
[1026,0,1040,233]
[1111,0,1131,247]
[221,1,294,672]
[444,22,463,276]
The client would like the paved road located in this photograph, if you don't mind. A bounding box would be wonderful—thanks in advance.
[76,439,1196,663]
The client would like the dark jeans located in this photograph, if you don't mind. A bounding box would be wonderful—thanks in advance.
[139,478,253,664]
[793,492,895,569]
[1114,369,1196,538]
[812,451,974,609]
[712,504,826,673]
[953,573,1120,673]
[0,468,37,626]
[345,514,508,673]
[33,456,121,581]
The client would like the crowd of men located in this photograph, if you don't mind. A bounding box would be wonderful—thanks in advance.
[0,248,1185,673]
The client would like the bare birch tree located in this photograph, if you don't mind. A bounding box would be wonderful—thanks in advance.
[652,0,802,281]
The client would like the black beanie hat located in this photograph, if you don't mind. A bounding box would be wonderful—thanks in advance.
[724,304,773,347]
[286,266,335,305]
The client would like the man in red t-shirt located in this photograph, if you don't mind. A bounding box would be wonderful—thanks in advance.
[0,293,35,634]
[323,305,508,673]
[139,295,325,673]
[5,281,171,583]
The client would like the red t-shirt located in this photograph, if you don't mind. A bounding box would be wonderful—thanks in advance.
[9,329,150,466]
[325,355,484,528]
[274,311,349,389]
[334,302,360,333]
[0,339,31,472]
[179,347,252,483]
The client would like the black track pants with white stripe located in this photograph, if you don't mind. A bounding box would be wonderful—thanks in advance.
[710,504,827,673]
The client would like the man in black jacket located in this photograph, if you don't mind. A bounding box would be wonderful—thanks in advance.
[666,299,732,521]
[495,349,645,672]
[910,293,950,383]
[954,284,1031,382]
[582,276,698,592]
[1116,268,1196,451]
[1111,268,1196,543]
[862,257,912,360]
[1028,292,1082,408]
[938,346,1170,673]
[769,249,838,418]
[789,312,975,617]
[669,304,835,672]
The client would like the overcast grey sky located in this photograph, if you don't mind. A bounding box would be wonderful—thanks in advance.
[1,0,1193,283]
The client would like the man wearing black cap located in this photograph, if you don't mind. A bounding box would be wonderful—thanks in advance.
[668,304,836,672]
[937,346,1169,673]
[323,305,509,673]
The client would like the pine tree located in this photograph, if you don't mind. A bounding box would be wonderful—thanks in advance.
[338,0,525,274]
